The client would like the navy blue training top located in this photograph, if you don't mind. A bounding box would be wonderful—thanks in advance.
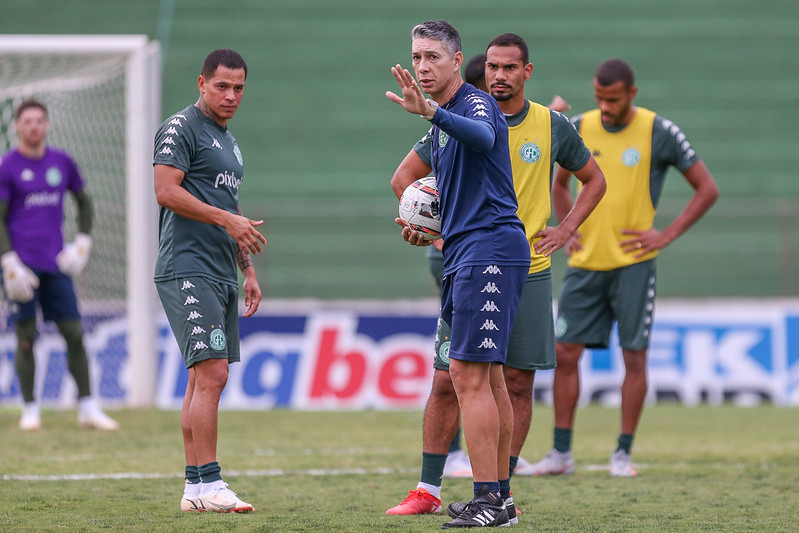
[429,83,530,275]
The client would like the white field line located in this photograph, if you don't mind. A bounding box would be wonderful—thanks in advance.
[3,464,653,482]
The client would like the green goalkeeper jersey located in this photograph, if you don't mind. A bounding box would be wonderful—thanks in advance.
[153,105,245,286]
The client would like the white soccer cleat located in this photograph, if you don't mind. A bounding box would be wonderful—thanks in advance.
[19,403,41,431]
[527,449,575,476]
[201,482,255,513]
[78,399,120,431]
[512,456,537,476]
[181,482,205,512]
[443,450,473,478]
[609,449,637,477]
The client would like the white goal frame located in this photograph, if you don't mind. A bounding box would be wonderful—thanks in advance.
[0,35,161,407]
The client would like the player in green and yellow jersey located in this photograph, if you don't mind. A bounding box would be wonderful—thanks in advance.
[530,58,719,478]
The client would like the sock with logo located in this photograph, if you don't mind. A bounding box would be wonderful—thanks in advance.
[420,452,447,487]
[474,481,500,500]
[617,433,634,454]
[198,461,222,484]
[554,427,573,453]
[508,455,519,477]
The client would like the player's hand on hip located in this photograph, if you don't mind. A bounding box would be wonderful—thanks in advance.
[56,233,92,277]
[1,251,40,303]
[386,64,428,115]
[620,227,662,258]
[534,225,570,257]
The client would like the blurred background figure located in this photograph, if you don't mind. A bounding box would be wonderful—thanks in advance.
[0,99,118,432]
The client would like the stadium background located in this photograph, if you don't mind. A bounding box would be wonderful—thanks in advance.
[1,0,796,301]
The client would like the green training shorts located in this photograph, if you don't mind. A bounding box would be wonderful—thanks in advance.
[156,276,240,369]
[555,259,656,351]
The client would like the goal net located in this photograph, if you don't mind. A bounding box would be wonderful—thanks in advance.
[0,35,161,407]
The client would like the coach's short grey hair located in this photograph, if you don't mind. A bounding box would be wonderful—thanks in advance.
[411,20,462,58]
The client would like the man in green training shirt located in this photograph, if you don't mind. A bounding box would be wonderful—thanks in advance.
[153,48,266,513]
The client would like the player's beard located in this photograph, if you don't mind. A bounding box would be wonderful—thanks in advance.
[490,84,513,102]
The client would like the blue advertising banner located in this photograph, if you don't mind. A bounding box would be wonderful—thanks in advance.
[1,300,798,408]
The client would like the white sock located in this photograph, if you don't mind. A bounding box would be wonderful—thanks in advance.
[183,481,202,499]
[200,479,226,496]
[22,401,40,415]
[78,396,98,415]
[417,482,441,499]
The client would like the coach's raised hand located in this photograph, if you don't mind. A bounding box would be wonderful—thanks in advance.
[386,64,430,116]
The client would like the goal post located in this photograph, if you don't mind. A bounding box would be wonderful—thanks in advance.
[0,35,161,407]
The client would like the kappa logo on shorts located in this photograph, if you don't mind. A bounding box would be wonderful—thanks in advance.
[193,341,208,350]
[187,311,203,320]
[184,295,199,305]
[209,329,226,351]
[190,326,206,335]
[481,282,501,294]
[480,319,499,331]
[181,280,195,290]
[482,265,502,275]
[481,300,501,312]
[478,338,498,350]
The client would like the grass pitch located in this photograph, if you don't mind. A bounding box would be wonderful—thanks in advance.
[1,405,796,532]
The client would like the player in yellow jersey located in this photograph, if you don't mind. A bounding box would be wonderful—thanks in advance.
[385,34,605,521]
[530,58,719,478]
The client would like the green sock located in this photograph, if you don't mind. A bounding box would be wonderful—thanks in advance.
[420,452,447,487]
[509,455,519,477]
[185,465,201,484]
[198,461,222,484]
[448,428,462,453]
[58,320,92,397]
[14,319,36,403]
[617,433,634,454]
[554,427,572,453]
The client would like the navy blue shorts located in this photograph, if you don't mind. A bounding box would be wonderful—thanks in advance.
[8,270,80,324]
[440,264,527,364]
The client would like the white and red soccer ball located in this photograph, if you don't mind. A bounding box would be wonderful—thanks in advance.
[398,176,441,240]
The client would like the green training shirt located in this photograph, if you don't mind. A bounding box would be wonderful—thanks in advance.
[153,105,245,286]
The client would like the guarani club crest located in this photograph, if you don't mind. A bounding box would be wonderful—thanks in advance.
[520,142,541,164]
[438,129,449,148]
[209,328,227,351]
[622,147,640,167]
[233,144,244,165]
[46,167,63,187]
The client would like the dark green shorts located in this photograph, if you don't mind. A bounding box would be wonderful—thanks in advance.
[555,259,656,350]
[433,268,556,371]
[156,276,240,369]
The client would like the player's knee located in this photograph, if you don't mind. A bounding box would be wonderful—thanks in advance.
[555,343,582,369]
[56,320,85,349]
[430,370,458,400]
[504,367,533,397]
[623,349,647,374]
[194,359,229,393]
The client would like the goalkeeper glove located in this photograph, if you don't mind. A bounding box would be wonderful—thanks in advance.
[1,251,39,303]
[56,233,93,277]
